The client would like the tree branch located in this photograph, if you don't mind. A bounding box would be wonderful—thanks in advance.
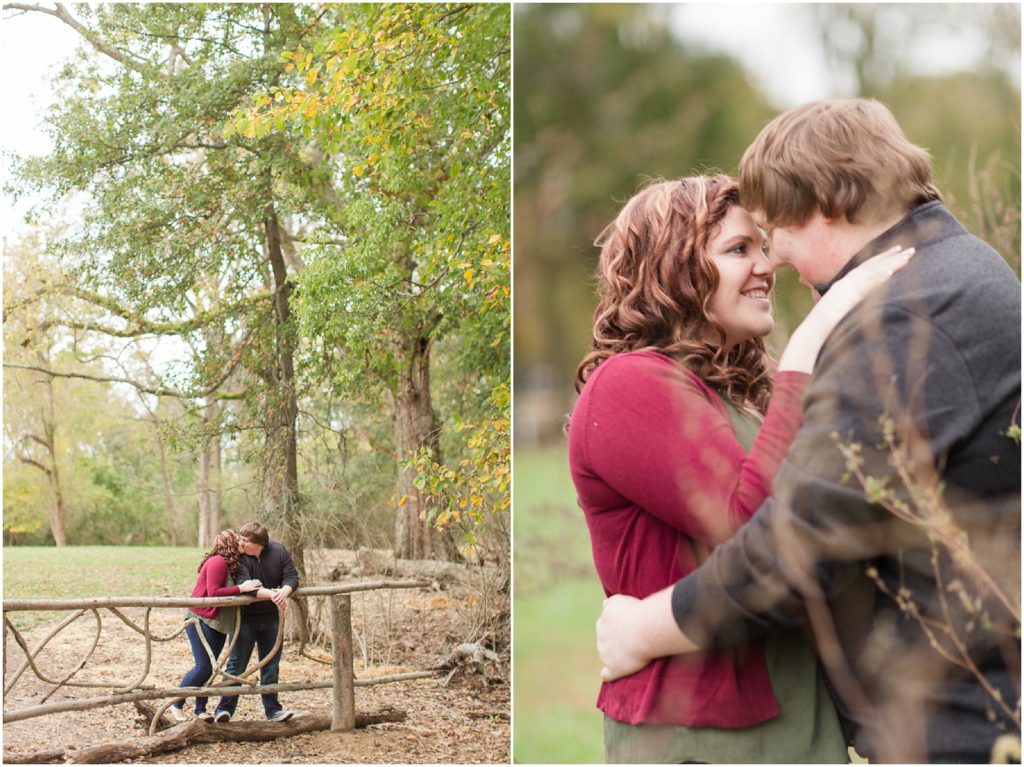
[13,285,273,338]
[26,434,51,450]
[5,3,150,73]
[16,453,52,477]
[3,363,241,402]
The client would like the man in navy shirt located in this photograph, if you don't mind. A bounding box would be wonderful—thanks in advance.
[214,521,300,723]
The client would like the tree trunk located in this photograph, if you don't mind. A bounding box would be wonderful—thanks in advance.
[211,417,222,536]
[44,382,67,546]
[155,434,179,547]
[196,436,210,548]
[392,332,456,560]
[263,201,308,642]
[196,396,221,547]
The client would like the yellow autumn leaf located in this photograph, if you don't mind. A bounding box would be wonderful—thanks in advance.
[398,495,408,507]
[463,268,474,281]
[487,234,501,244]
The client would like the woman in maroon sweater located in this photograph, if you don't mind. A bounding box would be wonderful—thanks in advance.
[569,175,912,762]
[170,529,262,722]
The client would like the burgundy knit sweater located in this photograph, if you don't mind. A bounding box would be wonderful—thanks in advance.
[568,350,810,727]
[189,554,242,619]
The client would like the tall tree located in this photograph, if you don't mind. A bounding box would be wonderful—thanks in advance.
[4,235,174,545]
[7,4,355,585]
[237,3,511,559]
[5,235,83,546]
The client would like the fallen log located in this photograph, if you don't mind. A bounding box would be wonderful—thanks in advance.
[1,747,67,764]
[3,708,407,764]
[132,699,177,730]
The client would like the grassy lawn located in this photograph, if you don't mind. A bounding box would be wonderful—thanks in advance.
[514,445,605,763]
[3,546,204,625]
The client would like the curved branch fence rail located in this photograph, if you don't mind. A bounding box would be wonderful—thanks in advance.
[3,580,432,734]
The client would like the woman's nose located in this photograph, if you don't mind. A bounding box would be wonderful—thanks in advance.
[752,255,774,276]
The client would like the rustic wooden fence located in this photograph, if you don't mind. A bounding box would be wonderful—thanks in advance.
[3,581,433,735]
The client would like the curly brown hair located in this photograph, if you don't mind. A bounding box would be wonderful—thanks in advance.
[198,529,242,575]
[575,175,773,415]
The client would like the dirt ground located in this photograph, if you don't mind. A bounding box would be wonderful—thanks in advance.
[3,553,510,764]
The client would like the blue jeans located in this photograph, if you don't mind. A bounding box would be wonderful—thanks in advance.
[215,612,283,719]
[178,621,227,714]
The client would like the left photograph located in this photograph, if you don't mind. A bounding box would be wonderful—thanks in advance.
[2,3,510,764]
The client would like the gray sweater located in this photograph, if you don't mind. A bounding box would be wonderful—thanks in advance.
[671,202,1021,762]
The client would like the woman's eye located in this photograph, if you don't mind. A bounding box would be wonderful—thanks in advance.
[729,243,747,255]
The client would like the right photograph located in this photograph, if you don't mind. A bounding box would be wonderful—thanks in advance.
[512,4,1021,764]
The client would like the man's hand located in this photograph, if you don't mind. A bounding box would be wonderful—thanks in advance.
[596,594,650,681]
[270,586,292,612]
[596,586,700,681]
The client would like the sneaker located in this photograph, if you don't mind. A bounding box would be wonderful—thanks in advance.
[268,709,295,722]
[196,711,214,722]
[214,710,231,723]
[169,706,189,723]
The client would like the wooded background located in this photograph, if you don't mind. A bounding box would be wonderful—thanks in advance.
[3,4,510,582]
[513,3,1021,446]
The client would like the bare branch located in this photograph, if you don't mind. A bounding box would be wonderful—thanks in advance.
[16,454,51,476]
[3,363,238,402]
[9,284,272,338]
[5,363,185,397]
[25,434,51,450]
[5,3,150,73]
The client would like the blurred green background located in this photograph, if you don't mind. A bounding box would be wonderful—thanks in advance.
[512,4,1020,763]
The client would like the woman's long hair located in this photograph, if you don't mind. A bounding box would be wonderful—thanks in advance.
[575,175,773,416]
[198,529,242,575]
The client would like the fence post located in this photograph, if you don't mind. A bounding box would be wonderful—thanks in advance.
[329,594,355,731]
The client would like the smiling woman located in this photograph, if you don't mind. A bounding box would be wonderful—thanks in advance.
[564,174,913,763]
[705,205,775,349]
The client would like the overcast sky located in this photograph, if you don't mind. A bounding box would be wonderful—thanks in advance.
[1,8,82,233]
[669,4,1007,108]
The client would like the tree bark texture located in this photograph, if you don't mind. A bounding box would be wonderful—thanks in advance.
[392,332,455,561]
[196,396,221,547]
[197,434,211,548]
[262,202,308,643]
[43,379,67,546]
